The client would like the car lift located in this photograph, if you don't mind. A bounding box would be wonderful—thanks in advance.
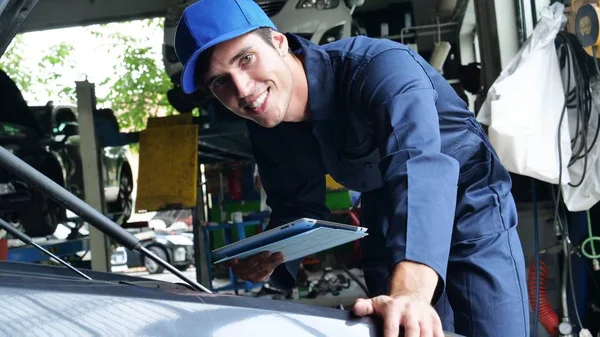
[4,211,125,265]
[7,236,89,263]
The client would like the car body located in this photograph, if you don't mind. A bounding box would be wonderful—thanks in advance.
[0,260,383,336]
[0,69,68,237]
[0,120,66,237]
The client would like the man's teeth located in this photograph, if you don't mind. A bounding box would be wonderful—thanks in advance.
[249,91,267,109]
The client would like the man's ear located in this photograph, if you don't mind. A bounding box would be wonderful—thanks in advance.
[271,31,289,57]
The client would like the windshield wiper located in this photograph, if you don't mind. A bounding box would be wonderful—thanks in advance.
[0,146,212,293]
[0,217,93,280]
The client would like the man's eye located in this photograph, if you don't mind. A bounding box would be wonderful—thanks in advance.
[242,54,253,64]
[213,77,225,87]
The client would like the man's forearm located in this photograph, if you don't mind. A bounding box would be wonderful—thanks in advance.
[389,260,440,303]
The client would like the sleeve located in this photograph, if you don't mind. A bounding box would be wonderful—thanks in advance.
[247,122,330,291]
[354,48,460,301]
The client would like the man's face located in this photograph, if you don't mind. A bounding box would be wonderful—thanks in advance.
[203,31,293,128]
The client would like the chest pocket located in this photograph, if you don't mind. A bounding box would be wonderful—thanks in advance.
[316,117,383,193]
[338,144,383,192]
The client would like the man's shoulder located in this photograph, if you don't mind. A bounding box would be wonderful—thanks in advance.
[322,36,414,63]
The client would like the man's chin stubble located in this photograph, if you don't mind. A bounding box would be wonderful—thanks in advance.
[255,111,283,128]
[257,119,276,128]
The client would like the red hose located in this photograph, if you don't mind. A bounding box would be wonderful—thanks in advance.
[527,259,560,336]
[348,211,360,226]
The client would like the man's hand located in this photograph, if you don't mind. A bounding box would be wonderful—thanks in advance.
[353,295,443,337]
[353,260,443,337]
[223,251,284,283]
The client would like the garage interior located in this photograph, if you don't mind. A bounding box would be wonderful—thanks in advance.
[2,0,600,336]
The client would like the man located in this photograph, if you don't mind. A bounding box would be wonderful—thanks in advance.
[174,1,530,336]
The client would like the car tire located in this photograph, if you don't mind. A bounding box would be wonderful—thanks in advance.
[20,189,61,237]
[144,246,167,274]
[175,264,190,272]
[109,164,133,225]
[19,160,66,237]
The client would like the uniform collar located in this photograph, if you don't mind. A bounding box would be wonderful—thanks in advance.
[285,33,336,121]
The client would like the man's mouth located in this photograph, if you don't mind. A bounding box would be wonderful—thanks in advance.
[245,88,269,115]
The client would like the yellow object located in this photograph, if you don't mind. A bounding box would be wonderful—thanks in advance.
[575,2,600,58]
[326,174,345,191]
[136,116,198,212]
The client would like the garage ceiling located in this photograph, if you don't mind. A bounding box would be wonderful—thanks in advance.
[20,0,468,62]
[21,0,180,33]
[21,0,465,33]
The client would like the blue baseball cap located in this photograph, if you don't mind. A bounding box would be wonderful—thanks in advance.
[174,0,277,94]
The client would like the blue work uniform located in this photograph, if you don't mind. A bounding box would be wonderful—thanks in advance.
[248,33,530,336]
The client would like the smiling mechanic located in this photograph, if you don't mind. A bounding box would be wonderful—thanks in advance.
[174,0,529,336]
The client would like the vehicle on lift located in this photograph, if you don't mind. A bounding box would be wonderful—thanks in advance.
[0,69,67,238]
[46,104,134,225]
[0,68,133,237]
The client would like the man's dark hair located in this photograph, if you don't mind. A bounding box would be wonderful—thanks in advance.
[253,27,275,48]
[194,27,275,91]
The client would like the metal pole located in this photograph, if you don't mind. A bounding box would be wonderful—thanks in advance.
[519,0,528,43]
[473,0,503,92]
[193,165,211,290]
[530,0,538,26]
[400,22,458,44]
[76,80,111,272]
[561,238,572,333]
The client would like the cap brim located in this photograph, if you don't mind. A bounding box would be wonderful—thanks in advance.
[181,25,267,95]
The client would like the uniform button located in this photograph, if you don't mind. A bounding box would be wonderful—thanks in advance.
[365,162,374,168]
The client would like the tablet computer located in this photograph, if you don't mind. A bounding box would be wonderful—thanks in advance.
[211,218,368,264]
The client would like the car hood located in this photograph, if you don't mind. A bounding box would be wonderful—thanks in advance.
[0,261,382,337]
[0,261,465,337]
[0,0,39,57]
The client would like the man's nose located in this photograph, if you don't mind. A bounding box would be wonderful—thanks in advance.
[231,72,252,99]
